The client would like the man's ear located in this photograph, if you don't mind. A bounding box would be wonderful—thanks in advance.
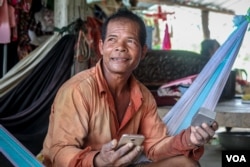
[141,45,148,60]
[99,39,104,55]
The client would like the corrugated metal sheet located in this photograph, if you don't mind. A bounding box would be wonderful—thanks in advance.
[136,0,249,15]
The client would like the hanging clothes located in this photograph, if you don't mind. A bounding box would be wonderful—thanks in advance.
[0,0,12,43]
[34,7,54,32]
[85,16,103,67]
[17,8,34,59]
[146,26,154,49]
[162,23,171,50]
[74,29,91,73]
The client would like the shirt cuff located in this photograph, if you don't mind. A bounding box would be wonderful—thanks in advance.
[69,147,99,167]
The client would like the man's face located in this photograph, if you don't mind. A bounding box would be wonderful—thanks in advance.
[99,18,147,76]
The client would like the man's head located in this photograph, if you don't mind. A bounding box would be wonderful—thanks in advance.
[98,9,148,76]
[101,9,147,47]
[201,39,220,58]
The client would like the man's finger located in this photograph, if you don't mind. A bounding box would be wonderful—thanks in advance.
[114,145,143,166]
[114,142,134,158]
[102,139,118,152]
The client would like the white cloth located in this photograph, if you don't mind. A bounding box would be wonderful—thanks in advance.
[0,34,61,97]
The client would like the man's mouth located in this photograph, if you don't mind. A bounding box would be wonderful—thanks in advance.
[111,58,129,61]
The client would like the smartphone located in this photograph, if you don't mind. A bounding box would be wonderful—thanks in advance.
[117,134,145,149]
[191,107,216,126]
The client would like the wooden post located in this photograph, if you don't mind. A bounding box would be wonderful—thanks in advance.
[54,0,69,29]
[2,44,7,76]
[54,0,90,29]
[201,10,210,39]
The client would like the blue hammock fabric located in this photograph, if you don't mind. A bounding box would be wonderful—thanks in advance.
[0,125,44,167]
[163,10,250,135]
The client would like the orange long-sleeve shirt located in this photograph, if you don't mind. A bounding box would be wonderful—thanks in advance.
[42,60,203,167]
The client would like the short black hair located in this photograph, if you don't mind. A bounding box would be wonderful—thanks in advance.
[201,39,220,57]
[101,9,147,47]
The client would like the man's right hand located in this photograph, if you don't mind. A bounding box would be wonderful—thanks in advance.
[93,139,143,167]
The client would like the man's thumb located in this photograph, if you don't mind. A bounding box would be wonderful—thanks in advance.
[110,139,118,149]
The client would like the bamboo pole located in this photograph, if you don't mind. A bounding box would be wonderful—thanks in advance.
[2,44,7,76]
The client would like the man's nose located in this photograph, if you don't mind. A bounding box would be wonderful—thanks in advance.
[115,41,127,52]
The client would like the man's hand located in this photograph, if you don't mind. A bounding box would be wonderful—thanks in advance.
[94,139,143,167]
[190,121,219,146]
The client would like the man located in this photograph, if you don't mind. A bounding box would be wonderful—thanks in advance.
[200,39,220,58]
[42,9,218,167]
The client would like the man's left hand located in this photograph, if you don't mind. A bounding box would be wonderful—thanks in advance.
[190,121,219,146]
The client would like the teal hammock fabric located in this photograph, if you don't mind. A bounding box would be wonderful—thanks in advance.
[163,9,250,135]
[0,125,44,167]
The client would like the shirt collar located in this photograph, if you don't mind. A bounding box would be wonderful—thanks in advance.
[95,59,108,95]
[95,59,143,110]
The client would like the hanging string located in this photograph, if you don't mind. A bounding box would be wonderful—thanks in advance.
[54,19,81,35]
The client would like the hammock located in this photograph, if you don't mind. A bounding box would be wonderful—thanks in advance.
[0,34,76,155]
[163,9,250,135]
[0,125,44,166]
[0,34,60,98]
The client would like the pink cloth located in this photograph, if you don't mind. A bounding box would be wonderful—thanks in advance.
[0,0,11,43]
[162,23,172,50]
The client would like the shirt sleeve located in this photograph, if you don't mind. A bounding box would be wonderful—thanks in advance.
[68,147,99,167]
[42,83,98,167]
[139,90,204,161]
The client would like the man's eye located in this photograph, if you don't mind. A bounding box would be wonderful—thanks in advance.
[127,39,133,43]
[107,38,115,42]
[128,39,138,45]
